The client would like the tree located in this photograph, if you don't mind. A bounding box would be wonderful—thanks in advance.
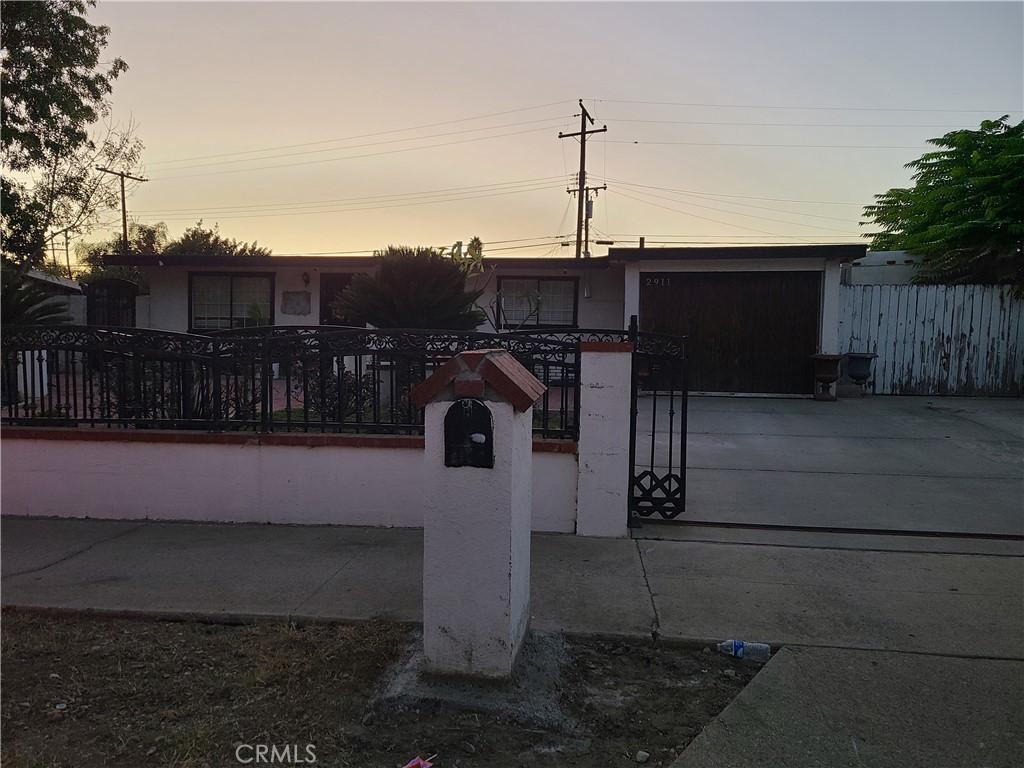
[80,221,269,266]
[75,221,167,285]
[465,236,484,260]
[333,246,485,329]
[36,121,142,257]
[0,180,48,262]
[437,236,485,274]
[1,0,126,168]
[160,222,272,261]
[76,221,269,284]
[862,116,1024,289]
[0,264,72,325]
[1,0,141,267]
[78,221,168,263]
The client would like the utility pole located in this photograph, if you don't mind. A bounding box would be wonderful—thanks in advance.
[64,231,72,280]
[566,183,607,258]
[95,166,148,256]
[558,100,606,259]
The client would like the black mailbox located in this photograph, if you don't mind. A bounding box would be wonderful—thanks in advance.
[444,399,494,468]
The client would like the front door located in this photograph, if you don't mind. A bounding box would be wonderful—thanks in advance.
[86,279,138,327]
[319,273,354,325]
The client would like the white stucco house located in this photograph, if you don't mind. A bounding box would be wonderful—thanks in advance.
[107,243,864,395]
[843,250,923,285]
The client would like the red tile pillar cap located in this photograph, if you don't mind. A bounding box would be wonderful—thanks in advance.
[410,349,546,412]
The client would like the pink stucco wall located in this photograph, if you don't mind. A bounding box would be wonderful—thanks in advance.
[0,432,578,533]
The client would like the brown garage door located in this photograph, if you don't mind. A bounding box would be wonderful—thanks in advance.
[639,271,821,394]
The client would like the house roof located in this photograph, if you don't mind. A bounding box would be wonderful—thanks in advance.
[25,269,83,294]
[99,253,382,268]
[101,243,864,268]
[478,256,610,269]
[99,252,613,270]
[607,244,865,262]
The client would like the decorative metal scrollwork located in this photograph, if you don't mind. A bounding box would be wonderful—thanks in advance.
[0,325,583,439]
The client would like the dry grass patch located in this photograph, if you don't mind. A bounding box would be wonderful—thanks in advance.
[2,610,758,767]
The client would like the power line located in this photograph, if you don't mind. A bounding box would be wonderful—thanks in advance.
[606,234,864,243]
[148,116,572,173]
[542,197,575,257]
[611,185,860,234]
[268,249,382,256]
[592,98,1013,113]
[605,178,861,224]
[152,126,560,181]
[481,235,576,245]
[609,139,924,149]
[144,100,574,165]
[609,188,818,242]
[134,176,570,214]
[590,224,616,251]
[138,183,566,222]
[596,177,863,206]
[268,235,575,257]
[139,183,564,220]
[465,243,569,255]
[485,241,566,253]
[609,237,864,243]
[604,118,975,129]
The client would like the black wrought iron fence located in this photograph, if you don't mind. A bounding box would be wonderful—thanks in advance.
[504,328,631,345]
[509,324,692,521]
[628,321,690,521]
[1,325,580,439]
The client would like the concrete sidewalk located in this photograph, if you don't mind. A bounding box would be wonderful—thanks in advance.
[5,516,1023,768]
[3,516,1022,658]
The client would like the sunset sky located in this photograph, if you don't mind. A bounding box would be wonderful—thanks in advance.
[85,1,1022,258]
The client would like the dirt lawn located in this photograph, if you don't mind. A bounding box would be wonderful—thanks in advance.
[1,611,758,768]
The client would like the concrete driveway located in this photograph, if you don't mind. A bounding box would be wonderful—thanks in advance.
[635,395,1023,537]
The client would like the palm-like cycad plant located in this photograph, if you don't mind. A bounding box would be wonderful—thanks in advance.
[1,266,73,326]
[332,246,485,330]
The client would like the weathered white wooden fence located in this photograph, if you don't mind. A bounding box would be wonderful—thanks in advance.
[838,284,1023,396]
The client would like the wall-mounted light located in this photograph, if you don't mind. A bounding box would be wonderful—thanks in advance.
[302,272,310,287]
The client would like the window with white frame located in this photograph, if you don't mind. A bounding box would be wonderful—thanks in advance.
[498,277,577,328]
[190,274,273,331]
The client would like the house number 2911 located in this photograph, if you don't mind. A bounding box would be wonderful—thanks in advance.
[645,277,671,287]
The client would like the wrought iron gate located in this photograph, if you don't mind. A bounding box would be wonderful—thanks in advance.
[628,317,689,523]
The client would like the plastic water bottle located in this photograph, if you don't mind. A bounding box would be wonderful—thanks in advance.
[717,639,771,662]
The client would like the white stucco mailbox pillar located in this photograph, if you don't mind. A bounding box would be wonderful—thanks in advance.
[410,349,546,678]
[575,341,634,538]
